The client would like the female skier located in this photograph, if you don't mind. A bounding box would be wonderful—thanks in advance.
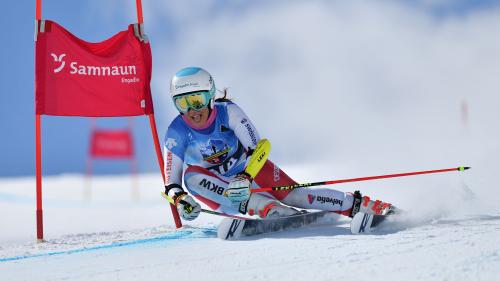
[163,67,393,221]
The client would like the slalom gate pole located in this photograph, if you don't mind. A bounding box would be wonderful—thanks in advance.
[35,0,43,242]
[134,1,181,227]
[135,0,144,24]
[148,114,183,228]
[36,0,41,20]
[35,114,44,241]
[251,166,470,193]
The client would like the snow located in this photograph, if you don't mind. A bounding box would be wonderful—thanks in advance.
[1,171,499,281]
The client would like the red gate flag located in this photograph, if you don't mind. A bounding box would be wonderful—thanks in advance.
[35,20,153,117]
[90,130,134,158]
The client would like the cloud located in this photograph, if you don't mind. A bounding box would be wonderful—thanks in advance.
[136,1,500,200]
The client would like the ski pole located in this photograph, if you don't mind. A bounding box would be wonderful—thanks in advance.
[161,193,251,220]
[251,166,470,193]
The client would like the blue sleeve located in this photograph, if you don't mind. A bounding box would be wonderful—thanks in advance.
[227,102,260,150]
[164,119,187,161]
[163,119,188,187]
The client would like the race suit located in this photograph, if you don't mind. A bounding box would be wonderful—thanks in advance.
[163,101,354,217]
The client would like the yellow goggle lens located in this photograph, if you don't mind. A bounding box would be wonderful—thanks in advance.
[185,93,208,109]
[175,96,189,112]
[174,91,210,113]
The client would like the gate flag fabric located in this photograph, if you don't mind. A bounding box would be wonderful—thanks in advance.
[34,0,183,241]
[90,130,134,158]
[35,20,153,117]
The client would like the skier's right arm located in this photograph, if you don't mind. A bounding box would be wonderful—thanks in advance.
[163,125,201,221]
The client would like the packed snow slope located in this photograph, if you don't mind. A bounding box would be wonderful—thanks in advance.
[1,168,499,281]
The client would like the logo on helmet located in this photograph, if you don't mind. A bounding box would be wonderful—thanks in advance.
[175,82,199,90]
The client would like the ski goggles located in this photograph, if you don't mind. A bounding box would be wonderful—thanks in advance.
[173,91,212,113]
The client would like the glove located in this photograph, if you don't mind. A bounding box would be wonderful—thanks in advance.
[174,192,201,221]
[225,172,252,203]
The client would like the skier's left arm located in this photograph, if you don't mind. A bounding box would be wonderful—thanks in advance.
[227,103,261,151]
[226,103,262,202]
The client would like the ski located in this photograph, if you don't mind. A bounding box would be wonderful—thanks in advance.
[350,212,388,234]
[217,211,331,240]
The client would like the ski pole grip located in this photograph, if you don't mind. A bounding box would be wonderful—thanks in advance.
[161,192,188,206]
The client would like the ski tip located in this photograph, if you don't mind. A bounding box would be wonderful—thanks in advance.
[217,218,245,240]
[459,166,471,171]
[350,212,375,235]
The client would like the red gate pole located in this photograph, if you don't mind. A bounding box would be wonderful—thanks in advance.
[135,0,180,227]
[36,0,41,20]
[148,114,182,228]
[35,114,44,242]
[135,0,144,24]
[35,0,44,242]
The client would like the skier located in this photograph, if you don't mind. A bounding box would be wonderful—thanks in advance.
[163,67,394,221]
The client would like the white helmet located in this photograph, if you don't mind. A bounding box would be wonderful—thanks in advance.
[170,67,216,98]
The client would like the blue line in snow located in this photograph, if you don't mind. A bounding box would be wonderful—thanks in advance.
[0,228,216,263]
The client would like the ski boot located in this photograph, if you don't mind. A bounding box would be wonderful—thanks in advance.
[349,190,398,217]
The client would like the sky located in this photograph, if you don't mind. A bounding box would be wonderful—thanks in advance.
[1,0,500,178]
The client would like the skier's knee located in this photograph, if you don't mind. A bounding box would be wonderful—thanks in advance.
[247,194,299,218]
